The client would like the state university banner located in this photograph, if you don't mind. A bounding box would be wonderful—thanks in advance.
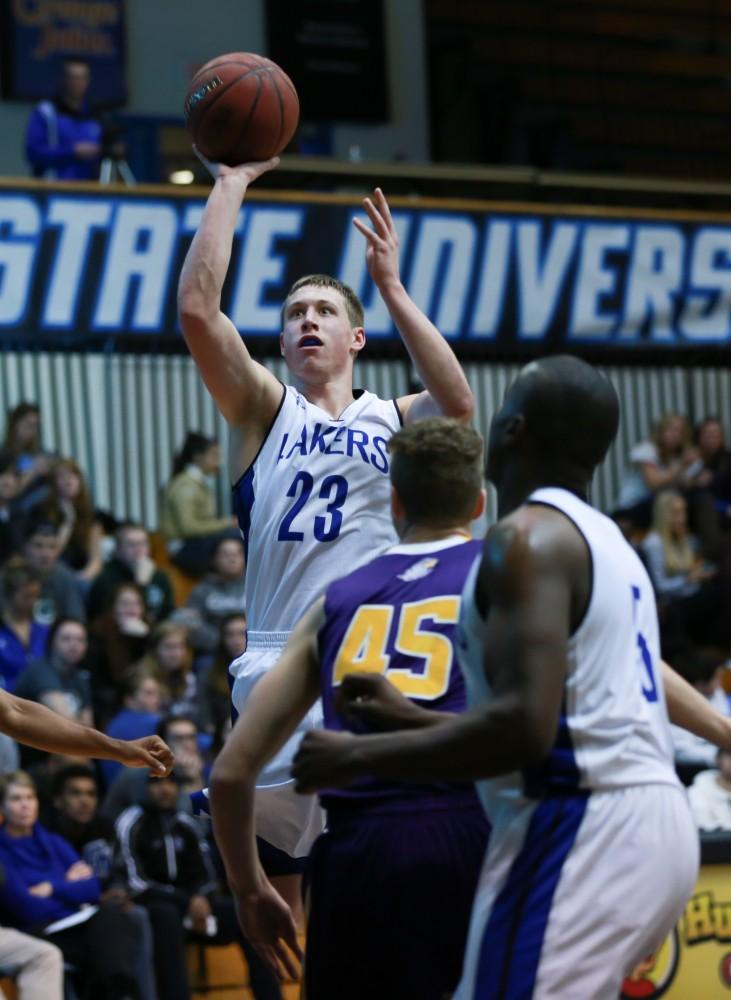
[2,178,731,358]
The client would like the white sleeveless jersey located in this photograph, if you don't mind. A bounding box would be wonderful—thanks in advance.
[233,385,401,632]
[458,487,679,830]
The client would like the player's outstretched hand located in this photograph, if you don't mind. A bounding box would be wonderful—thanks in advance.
[292,729,360,794]
[354,187,401,291]
[193,145,280,187]
[336,672,430,731]
[234,879,302,981]
[116,736,174,776]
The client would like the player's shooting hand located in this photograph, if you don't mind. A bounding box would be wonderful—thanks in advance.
[292,729,361,794]
[336,672,429,731]
[116,735,174,776]
[193,145,280,187]
[234,880,302,982]
[354,187,401,292]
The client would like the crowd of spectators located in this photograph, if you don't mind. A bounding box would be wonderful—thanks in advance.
[0,401,274,1000]
[615,412,731,835]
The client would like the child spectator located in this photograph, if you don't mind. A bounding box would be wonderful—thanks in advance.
[30,459,104,584]
[0,561,49,693]
[178,537,245,655]
[138,623,198,722]
[159,433,238,577]
[101,669,162,788]
[88,522,174,626]
[0,770,144,999]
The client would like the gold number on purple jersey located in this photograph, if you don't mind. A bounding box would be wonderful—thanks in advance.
[332,597,460,700]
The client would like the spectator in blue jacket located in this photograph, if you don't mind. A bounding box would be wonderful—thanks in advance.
[101,668,162,788]
[0,769,145,999]
[0,560,50,693]
[25,59,102,181]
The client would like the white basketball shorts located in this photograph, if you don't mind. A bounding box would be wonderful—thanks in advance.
[456,783,699,1000]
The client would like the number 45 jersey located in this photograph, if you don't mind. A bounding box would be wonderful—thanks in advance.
[317,533,483,808]
[233,385,401,633]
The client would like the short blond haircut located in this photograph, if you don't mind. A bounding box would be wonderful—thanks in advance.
[282,274,364,328]
[0,770,36,806]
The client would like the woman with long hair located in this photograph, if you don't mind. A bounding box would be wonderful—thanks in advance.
[31,458,104,582]
[89,583,149,725]
[4,402,53,507]
[642,491,728,652]
[159,431,238,577]
[137,621,199,723]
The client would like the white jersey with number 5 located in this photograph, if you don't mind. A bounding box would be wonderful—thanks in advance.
[233,384,401,633]
[458,486,679,828]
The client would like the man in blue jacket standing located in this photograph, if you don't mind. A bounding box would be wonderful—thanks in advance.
[25,59,102,181]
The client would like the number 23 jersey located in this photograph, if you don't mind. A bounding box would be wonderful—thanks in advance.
[233,384,401,633]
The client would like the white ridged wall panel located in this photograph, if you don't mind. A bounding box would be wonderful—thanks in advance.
[0,353,727,528]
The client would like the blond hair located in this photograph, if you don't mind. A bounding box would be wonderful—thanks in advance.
[282,274,364,328]
[652,490,695,576]
[0,770,36,806]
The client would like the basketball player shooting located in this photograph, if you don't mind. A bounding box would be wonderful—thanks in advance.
[177,155,474,902]
[293,356,699,999]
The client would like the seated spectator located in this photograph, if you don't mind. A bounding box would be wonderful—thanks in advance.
[46,765,155,1000]
[89,583,150,725]
[15,618,92,728]
[616,413,718,554]
[0,770,144,999]
[88,522,174,626]
[101,669,162,788]
[199,614,247,748]
[696,417,731,526]
[103,713,206,822]
[670,648,731,766]
[30,459,104,584]
[20,521,85,624]
[138,623,198,721]
[159,433,238,577]
[0,451,24,563]
[2,403,53,512]
[0,561,49,693]
[115,769,280,1000]
[0,925,63,999]
[177,537,246,655]
[642,491,729,651]
[689,748,731,831]
[25,58,101,181]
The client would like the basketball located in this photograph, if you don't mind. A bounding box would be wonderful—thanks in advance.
[183,52,299,166]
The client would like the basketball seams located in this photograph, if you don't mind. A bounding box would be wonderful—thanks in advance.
[223,71,264,162]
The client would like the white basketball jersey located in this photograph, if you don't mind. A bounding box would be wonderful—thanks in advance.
[458,487,679,830]
[233,385,401,632]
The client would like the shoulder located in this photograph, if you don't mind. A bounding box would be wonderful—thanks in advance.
[115,804,144,834]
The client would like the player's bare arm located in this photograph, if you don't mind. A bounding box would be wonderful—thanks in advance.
[293,510,576,792]
[356,189,474,425]
[178,156,284,472]
[662,659,731,750]
[0,689,173,775]
[209,600,324,979]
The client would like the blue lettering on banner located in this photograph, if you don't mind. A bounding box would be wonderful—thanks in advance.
[1,181,731,351]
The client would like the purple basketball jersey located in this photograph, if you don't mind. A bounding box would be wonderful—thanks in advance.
[317,535,482,808]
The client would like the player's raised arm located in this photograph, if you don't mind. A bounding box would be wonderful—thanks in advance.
[209,601,323,979]
[293,512,571,791]
[177,156,283,434]
[355,188,473,425]
[0,689,173,774]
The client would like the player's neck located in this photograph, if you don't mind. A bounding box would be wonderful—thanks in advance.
[497,467,589,517]
[399,525,471,544]
[298,377,355,419]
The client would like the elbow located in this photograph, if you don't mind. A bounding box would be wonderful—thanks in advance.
[445,386,475,424]
[210,754,253,795]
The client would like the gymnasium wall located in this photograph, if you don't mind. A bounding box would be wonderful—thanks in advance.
[1,350,728,529]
